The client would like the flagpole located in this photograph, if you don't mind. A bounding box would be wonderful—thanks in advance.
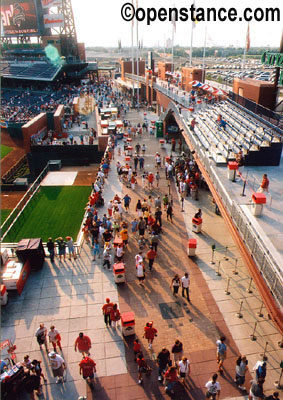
[131,2,135,107]
[172,23,174,73]
[190,21,193,66]
[202,26,207,82]
[136,0,139,111]
[242,23,249,70]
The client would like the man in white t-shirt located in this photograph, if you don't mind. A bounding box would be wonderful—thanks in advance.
[49,351,66,383]
[205,373,221,399]
[181,273,190,302]
[135,251,143,265]
[178,357,190,384]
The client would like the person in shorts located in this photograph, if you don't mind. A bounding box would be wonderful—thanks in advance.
[136,260,145,286]
[79,356,96,390]
[178,356,190,384]
[216,336,227,374]
[48,351,66,384]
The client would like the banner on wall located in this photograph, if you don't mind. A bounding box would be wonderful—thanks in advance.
[41,0,62,8]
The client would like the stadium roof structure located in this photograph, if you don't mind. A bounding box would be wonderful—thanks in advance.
[1,62,62,81]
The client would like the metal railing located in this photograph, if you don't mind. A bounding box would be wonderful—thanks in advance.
[1,163,50,242]
[124,73,146,84]
[167,100,283,308]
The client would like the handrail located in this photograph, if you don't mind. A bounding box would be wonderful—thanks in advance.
[1,163,50,241]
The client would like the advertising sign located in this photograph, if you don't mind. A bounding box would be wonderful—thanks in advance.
[1,0,39,35]
[43,13,64,28]
[41,0,62,9]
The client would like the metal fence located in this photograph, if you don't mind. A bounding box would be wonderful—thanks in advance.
[167,101,283,308]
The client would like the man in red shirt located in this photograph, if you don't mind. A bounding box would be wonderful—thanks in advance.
[164,366,178,394]
[74,332,91,357]
[102,298,113,327]
[146,246,157,271]
[148,173,154,189]
[144,321,157,349]
[79,356,96,390]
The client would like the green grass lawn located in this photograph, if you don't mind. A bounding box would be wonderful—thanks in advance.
[1,144,13,159]
[3,186,91,243]
[1,209,12,225]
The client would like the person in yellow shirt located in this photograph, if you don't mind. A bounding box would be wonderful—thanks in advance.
[120,227,128,248]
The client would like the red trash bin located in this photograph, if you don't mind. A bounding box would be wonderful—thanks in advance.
[159,139,165,149]
[121,312,135,336]
[227,161,238,181]
[113,263,125,283]
[252,193,266,216]
[192,217,202,233]
[187,239,197,257]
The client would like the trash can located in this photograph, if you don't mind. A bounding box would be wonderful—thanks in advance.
[1,285,8,306]
[113,263,125,283]
[113,236,123,248]
[159,139,165,149]
[252,193,266,216]
[155,121,163,138]
[227,161,238,181]
[187,239,197,257]
[125,156,131,162]
[192,218,202,233]
[121,312,135,336]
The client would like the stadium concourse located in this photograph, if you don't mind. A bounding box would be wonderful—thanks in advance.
[1,108,282,400]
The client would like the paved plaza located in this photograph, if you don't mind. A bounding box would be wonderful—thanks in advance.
[1,109,282,400]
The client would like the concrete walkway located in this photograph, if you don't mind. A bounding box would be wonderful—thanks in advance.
[1,109,282,400]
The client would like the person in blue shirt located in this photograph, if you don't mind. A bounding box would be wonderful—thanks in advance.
[123,194,131,212]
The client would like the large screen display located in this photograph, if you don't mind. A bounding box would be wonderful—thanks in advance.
[1,0,39,35]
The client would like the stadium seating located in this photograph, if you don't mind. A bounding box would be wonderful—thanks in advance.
[184,100,282,166]
[1,62,61,81]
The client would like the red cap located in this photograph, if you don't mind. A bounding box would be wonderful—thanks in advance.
[106,298,110,303]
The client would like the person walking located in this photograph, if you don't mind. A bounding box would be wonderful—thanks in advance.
[154,195,162,209]
[205,373,221,399]
[155,207,162,227]
[35,323,49,352]
[181,272,190,301]
[47,238,55,263]
[253,360,267,382]
[144,321,157,349]
[74,332,91,357]
[234,355,248,391]
[92,238,100,261]
[258,174,269,193]
[31,359,47,384]
[136,260,146,286]
[178,356,190,385]
[137,217,146,238]
[171,339,183,364]
[131,218,138,237]
[123,194,131,212]
[157,347,171,382]
[102,247,111,270]
[110,303,121,328]
[48,351,66,384]
[170,274,181,297]
[167,203,173,222]
[249,377,265,400]
[102,298,113,328]
[48,325,62,352]
[137,353,151,384]
[146,246,157,271]
[164,366,178,395]
[150,231,159,252]
[136,199,143,217]
[216,336,227,374]
[79,356,96,391]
